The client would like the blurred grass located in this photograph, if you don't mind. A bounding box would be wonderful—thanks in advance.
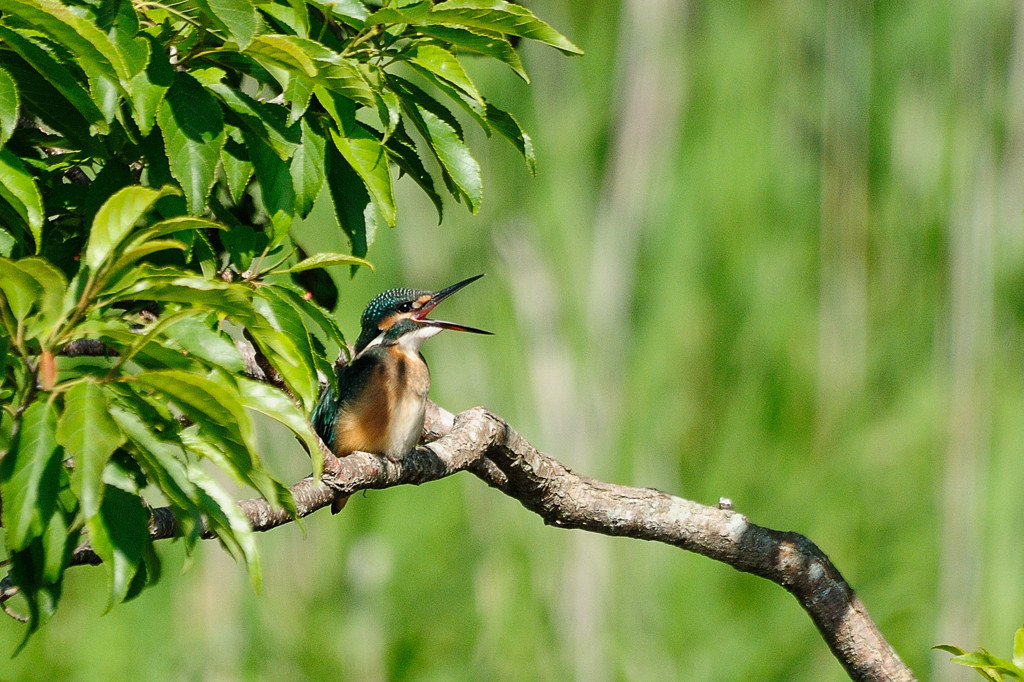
[4,1,1024,679]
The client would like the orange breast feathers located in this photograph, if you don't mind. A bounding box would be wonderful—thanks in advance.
[331,349,431,459]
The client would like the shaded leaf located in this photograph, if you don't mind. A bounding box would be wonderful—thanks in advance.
[88,484,150,608]
[290,118,326,218]
[0,399,61,551]
[57,382,124,519]
[157,73,226,214]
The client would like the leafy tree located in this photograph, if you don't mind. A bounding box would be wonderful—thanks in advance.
[0,0,579,640]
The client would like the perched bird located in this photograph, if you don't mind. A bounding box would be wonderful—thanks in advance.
[312,274,491,512]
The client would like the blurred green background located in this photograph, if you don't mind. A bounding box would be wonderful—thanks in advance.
[5,1,1023,679]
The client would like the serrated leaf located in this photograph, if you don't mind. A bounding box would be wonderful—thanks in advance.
[277,284,345,348]
[246,317,319,409]
[130,35,173,136]
[57,383,124,519]
[131,369,279,503]
[40,506,68,584]
[162,316,245,373]
[290,119,326,218]
[88,484,150,608]
[189,464,262,589]
[277,252,372,274]
[0,0,132,83]
[236,376,323,476]
[0,256,42,321]
[385,123,443,222]
[326,139,379,261]
[245,34,317,77]
[0,399,61,551]
[108,403,202,542]
[203,0,260,48]
[0,27,109,143]
[374,1,583,55]
[248,134,294,246]
[157,73,226,214]
[321,96,396,226]
[0,66,19,149]
[407,43,484,106]
[417,25,527,82]
[86,185,178,271]
[486,102,535,174]
[221,131,254,203]
[0,147,43,249]
[404,97,481,211]
[9,256,69,342]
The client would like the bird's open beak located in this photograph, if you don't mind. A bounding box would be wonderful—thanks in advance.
[413,273,492,335]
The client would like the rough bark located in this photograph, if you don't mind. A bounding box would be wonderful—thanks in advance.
[4,400,915,681]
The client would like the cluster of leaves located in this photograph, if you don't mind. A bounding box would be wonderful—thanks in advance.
[937,627,1024,681]
[0,0,578,641]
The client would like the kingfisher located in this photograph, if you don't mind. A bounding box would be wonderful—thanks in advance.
[312,274,491,512]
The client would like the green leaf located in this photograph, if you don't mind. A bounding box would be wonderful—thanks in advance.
[246,317,319,410]
[0,399,61,551]
[221,129,254,203]
[108,403,202,542]
[0,27,109,142]
[188,464,262,589]
[326,139,380,261]
[40,505,68,584]
[88,484,151,608]
[131,370,276,501]
[0,66,19,149]
[369,1,583,55]
[277,251,372,274]
[385,123,443,221]
[290,119,327,218]
[0,0,132,83]
[161,316,245,374]
[86,185,179,271]
[202,0,260,48]
[9,256,69,342]
[273,285,346,351]
[236,376,323,476]
[0,256,42,321]
[244,34,317,77]
[417,25,527,82]
[486,102,535,174]
[0,147,43,249]
[402,94,482,211]
[407,44,484,105]
[248,134,294,246]
[56,383,124,519]
[130,35,173,136]
[321,94,396,227]
[157,73,226,214]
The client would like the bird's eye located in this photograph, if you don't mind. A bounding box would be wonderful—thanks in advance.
[397,302,413,313]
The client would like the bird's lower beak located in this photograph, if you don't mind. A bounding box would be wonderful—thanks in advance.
[413,273,492,335]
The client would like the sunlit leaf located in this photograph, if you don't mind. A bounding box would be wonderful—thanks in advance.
[85,185,179,271]
[276,252,372,274]
[0,66,19,149]
[0,148,43,249]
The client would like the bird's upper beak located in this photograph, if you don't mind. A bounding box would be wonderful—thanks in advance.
[412,273,492,335]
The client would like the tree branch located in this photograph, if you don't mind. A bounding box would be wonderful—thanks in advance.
[10,401,914,681]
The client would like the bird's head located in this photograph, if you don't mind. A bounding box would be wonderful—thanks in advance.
[354,274,492,354]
